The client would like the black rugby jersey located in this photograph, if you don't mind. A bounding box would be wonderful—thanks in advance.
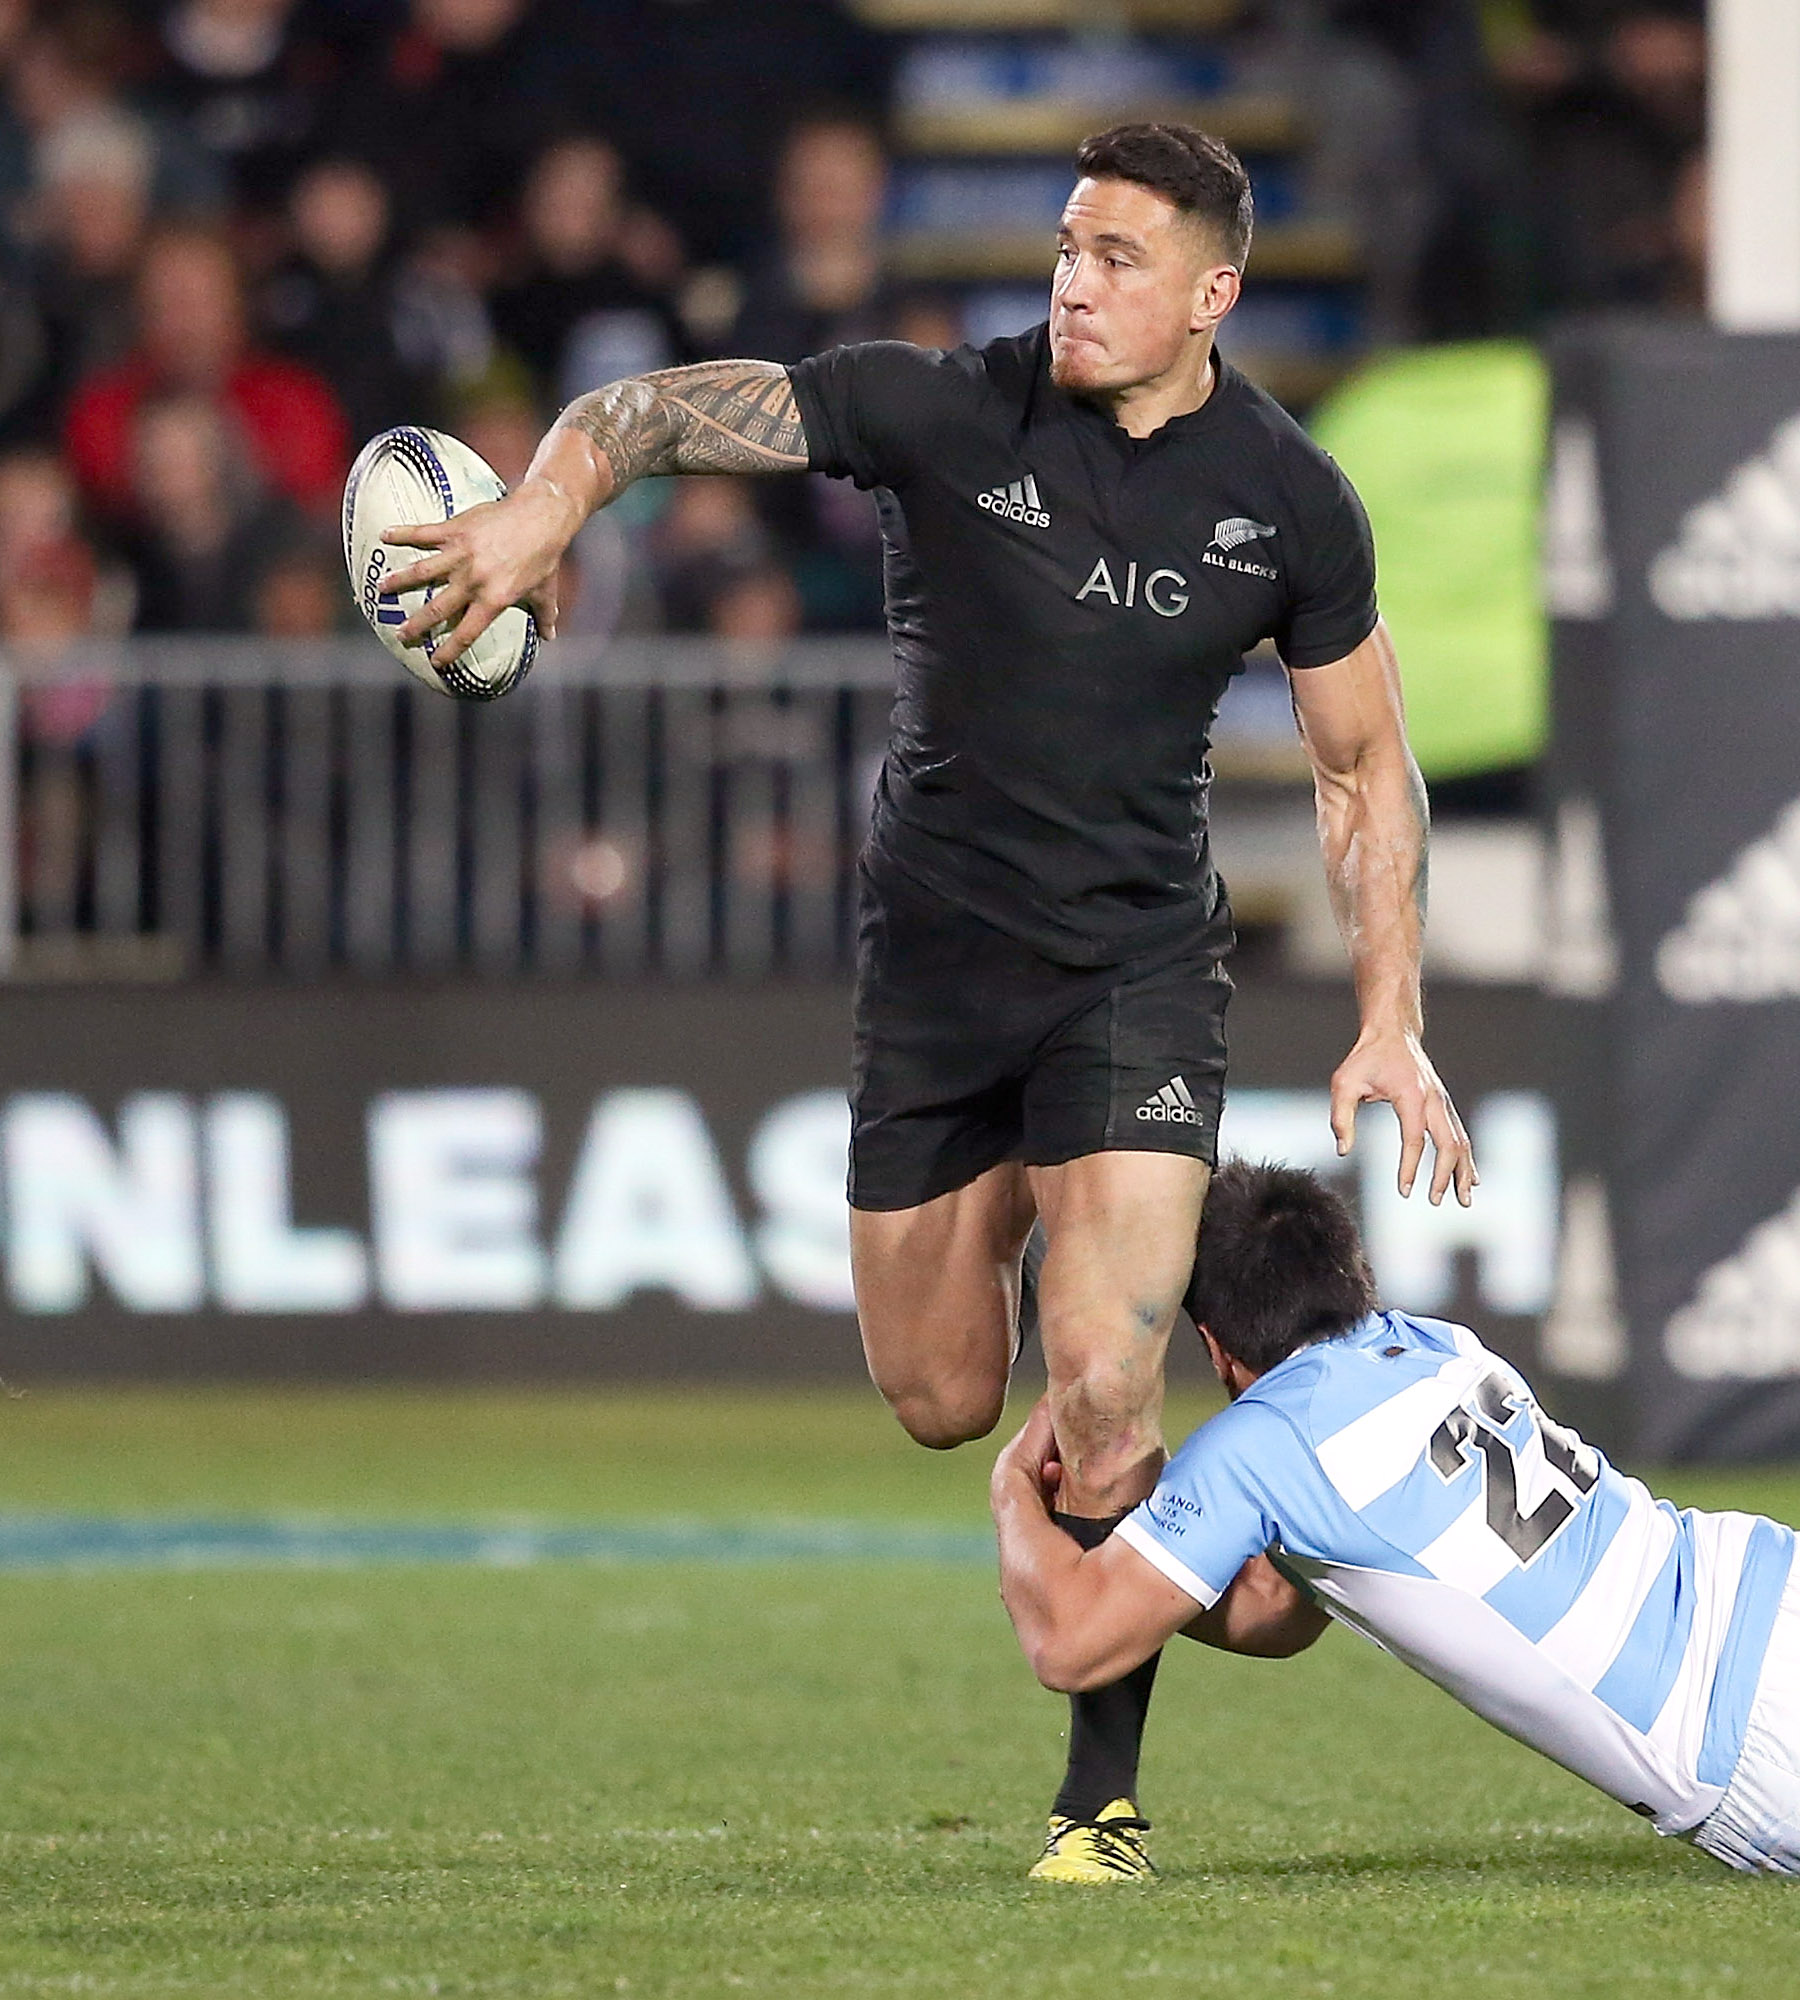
[787,324,1378,966]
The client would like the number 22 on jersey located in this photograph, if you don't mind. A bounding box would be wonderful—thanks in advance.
[1429,1372,1600,1564]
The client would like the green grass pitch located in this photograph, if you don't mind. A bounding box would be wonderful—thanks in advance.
[0,1386,1798,1998]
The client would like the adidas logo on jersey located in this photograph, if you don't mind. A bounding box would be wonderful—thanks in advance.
[1656,796,1800,1002]
[1136,1076,1200,1124]
[1649,411,1800,620]
[978,475,1050,529]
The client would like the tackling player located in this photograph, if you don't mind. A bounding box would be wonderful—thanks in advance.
[994,1161,1800,1876]
[379,123,1477,1879]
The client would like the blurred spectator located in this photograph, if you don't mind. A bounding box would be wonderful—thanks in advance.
[1,531,108,935]
[144,0,334,226]
[567,0,891,263]
[1324,0,1516,337]
[650,477,781,634]
[489,135,683,409]
[1665,143,1706,312]
[259,156,435,443]
[1227,1,1437,344]
[1606,8,1706,126]
[2,530,114,748]
[0,272,44,443]
[0,443,77,583]
[708,562,802,644]
[118,391,301,630]
[321,0,578,238]
[63,222,349,524]
[0,440,134,630]
[8,4,224,221]
[0,13,67,435]
[553,504,639,642]
[252,529,344,635]
[1528,0,1702,49]
[0,0,36,243]
[388,221,496,404]
[727,111,893,633]
[5,107,153,439]
[731,112,893,365]
[1514,3,1707,309]
[35,108,150,361]
[1,528,97,647]
[888,289,963,354]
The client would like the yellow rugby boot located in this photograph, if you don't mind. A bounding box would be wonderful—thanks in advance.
[1026,1798,1156,1883]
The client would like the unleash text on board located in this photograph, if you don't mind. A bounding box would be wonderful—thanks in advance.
[0,1087,1557,1321]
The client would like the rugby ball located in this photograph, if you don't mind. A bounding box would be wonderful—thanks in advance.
[342,427,538,700]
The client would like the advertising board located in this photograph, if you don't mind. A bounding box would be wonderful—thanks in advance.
[0,980,1549,1384]
[1550,322,1800,1458]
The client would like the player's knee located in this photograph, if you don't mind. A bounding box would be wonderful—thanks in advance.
[878,1376,1006,1450]
[1047,1361,1156,1468]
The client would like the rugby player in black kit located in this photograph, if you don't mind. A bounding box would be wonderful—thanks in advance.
[382,124,1477,1882]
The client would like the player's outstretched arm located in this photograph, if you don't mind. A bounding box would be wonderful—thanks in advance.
[382,361,811,667]
[1290,620,1477,1207]
[561,362,811,483]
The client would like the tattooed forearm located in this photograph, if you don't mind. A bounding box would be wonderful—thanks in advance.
[560,361,810,489]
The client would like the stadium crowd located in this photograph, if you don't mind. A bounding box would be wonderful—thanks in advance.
[0,0,1706,657]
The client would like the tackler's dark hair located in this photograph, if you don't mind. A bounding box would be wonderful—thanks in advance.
[1074,123,1254,270]
[1186,1161,1377,1376]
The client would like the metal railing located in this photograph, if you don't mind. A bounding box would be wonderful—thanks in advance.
[0,638,906,980]
[0,635,1308,981]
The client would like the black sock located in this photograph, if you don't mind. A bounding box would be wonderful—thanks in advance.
[1050,1509,1161,1821]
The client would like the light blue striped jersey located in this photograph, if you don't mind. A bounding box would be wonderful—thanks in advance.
[1118,1311,1796,1834]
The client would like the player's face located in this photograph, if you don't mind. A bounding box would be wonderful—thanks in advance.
[1048,177,1238,396]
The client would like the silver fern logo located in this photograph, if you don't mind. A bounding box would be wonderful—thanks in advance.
[1210,517,1277,552]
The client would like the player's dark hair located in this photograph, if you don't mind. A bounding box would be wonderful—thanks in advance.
[1074,124,1254,269]
[1186,1161,1377,1376]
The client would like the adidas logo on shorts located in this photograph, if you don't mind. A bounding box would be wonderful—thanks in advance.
[1136,1076,1200,1124]
[977,475,1050,529]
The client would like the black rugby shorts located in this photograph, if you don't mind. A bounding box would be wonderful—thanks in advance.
[848,865,1232,1212]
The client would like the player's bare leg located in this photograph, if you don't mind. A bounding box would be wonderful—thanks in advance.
[1030,1151,1208,1513]
[1024,1148,1211,1881]
[850,1163,1038,1449]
